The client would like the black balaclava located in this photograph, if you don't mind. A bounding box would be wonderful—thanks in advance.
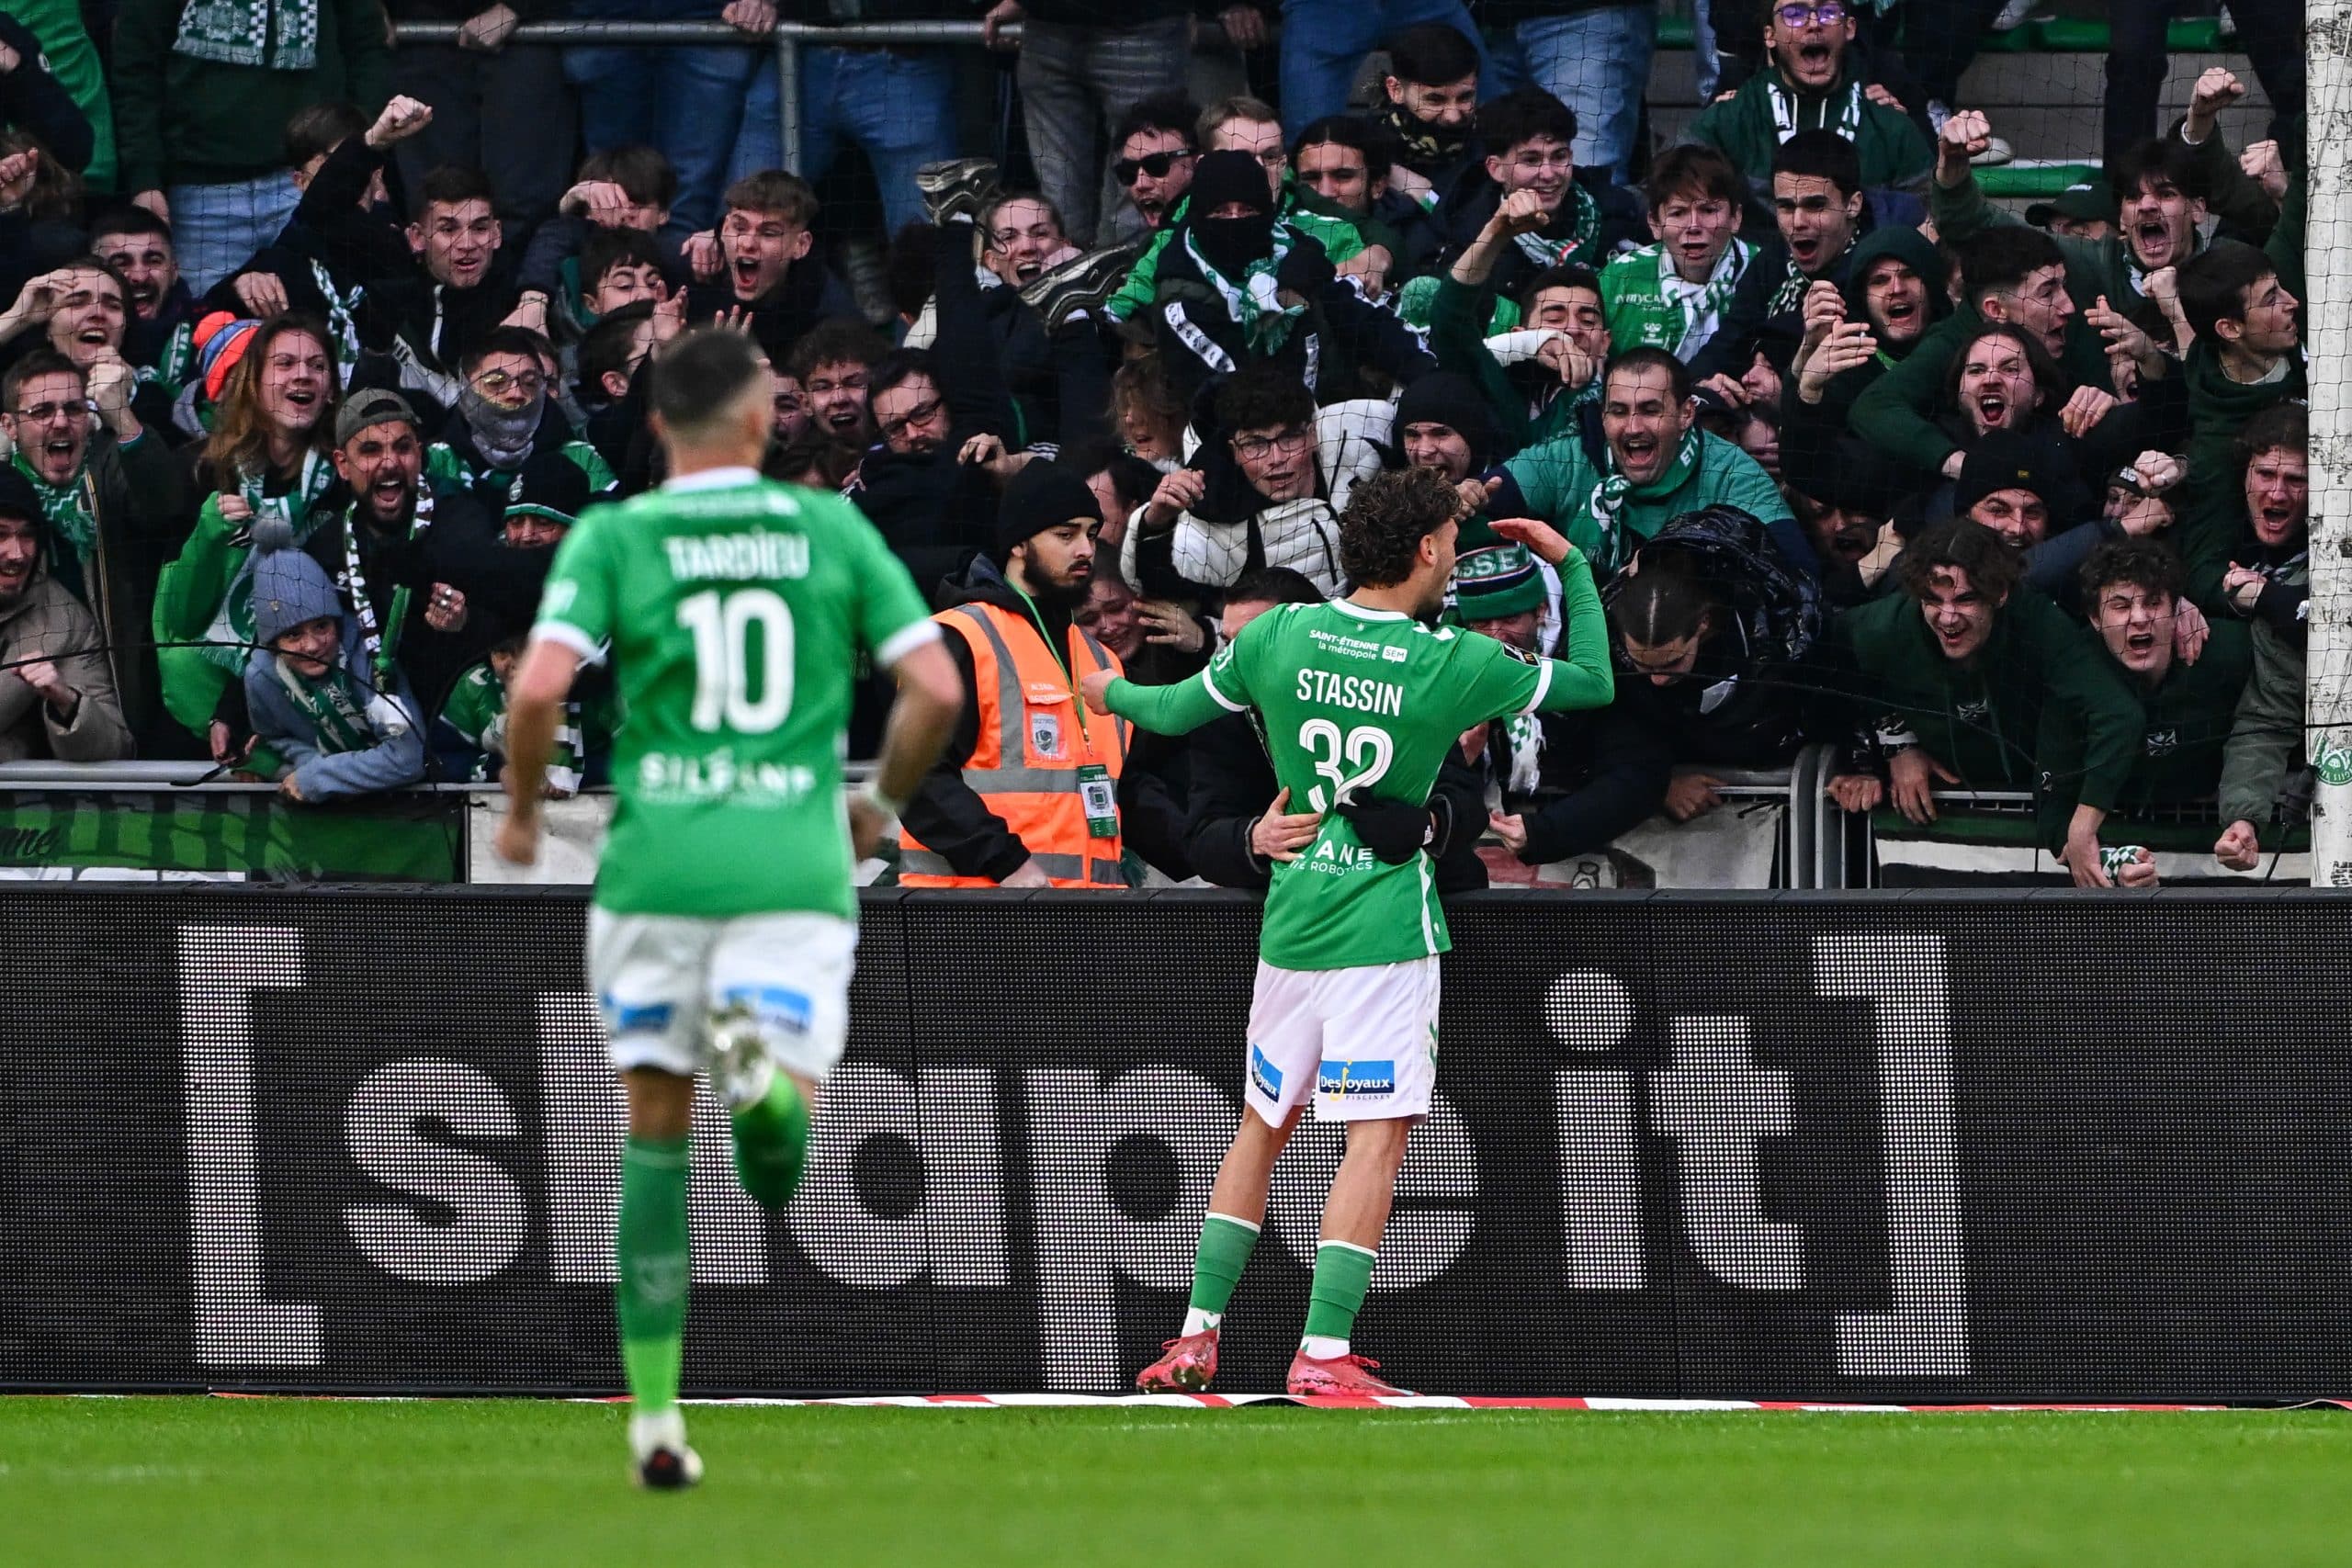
[1187,150,1278,280]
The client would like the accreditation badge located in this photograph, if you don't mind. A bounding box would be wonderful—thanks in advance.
[1077,763,1118,839]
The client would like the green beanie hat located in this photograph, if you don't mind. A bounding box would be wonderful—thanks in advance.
[1453,541,1546,620]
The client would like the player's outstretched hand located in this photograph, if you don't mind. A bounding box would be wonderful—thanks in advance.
[1332,792,1431,863]
[1078,668,1117,715]
[1489,516,1577,569]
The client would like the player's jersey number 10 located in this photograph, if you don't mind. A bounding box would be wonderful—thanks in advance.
[678,588,796,734]
[1299,718,1394,812]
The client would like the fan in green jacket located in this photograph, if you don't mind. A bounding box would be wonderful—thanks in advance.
[2066,536,2252,822]
[152,427,341,759]
[1824,518,2147,886]
[2176,240,2303,515]
[1849,222,2127,484]
[1926,88,2275,364]
[1682,0,1931,196]
[1489,347,1802,580]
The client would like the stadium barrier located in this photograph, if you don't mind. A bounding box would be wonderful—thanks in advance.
[6,883,2347,1402]
[0,758,1824,888]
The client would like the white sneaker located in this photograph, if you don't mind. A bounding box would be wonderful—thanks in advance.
[629,1407,704,1491]
[1989,0,2038,31]
[1970,135,2015,167]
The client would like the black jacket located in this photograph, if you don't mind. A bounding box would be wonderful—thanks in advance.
[1609,508,1826,767]
[1434,166,1646,304]
[1185,702,1490,893]
[1479,697,1673,865]
[684,254,861,367]
[301,483,537,716]
[902,557,1193,882]
[1148,226,1435,406]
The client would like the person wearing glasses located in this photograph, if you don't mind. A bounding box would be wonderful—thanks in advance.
[0,349,182,746]
[425,327,616,515]
[1683,0,1932,200]
[1104,92,1200,243]
[1122,363,1391,602]
[1105,96,1384,327]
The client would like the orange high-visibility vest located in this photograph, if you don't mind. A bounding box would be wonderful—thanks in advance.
[899,601,1132,888]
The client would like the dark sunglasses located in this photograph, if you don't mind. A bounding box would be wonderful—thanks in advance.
[1114,150,1193,186]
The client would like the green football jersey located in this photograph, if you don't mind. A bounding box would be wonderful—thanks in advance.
[533,468,935,919]
[1109,557,1615,970]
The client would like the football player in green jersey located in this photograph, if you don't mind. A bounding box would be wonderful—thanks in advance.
[1081,466,1613,1396]
[496,329,962,1487]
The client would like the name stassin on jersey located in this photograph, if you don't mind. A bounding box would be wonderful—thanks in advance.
[662,531,812,583]
[1295,668,1405,717]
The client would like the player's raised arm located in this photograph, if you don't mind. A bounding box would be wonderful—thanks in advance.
[1080,636,1253,736]
[1491,517,1615,712]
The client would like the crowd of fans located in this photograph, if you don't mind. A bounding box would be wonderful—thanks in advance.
[0,0,2312,887]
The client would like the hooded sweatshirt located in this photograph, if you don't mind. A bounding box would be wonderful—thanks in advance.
[242,547,424,801]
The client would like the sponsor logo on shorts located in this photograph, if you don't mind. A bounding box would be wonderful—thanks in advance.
[1248,1043,1283,1100]
[601,997,675,1037]
[1318,1059,1396,1097]
[720,986,812,1035]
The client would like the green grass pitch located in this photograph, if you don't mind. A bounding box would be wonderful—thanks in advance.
[4,1398,2349,1566]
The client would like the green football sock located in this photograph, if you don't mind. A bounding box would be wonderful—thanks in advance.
[730,1073,811,1209]
[616,1134,691,1414]
[1302,1240,1377,1343]
[1187,1213,1261,1317]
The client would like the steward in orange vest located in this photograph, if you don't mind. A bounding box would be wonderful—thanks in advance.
[901,463,1147,888]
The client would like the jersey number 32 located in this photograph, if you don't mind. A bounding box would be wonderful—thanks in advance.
[1299,718,1394,812]
[678,588,795,734]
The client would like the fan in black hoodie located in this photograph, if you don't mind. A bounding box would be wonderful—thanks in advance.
[681,169,860,367]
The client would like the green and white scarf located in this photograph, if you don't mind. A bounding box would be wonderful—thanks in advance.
[1587,427,1702,574]
[173,0,318,71]
[1512,183,1603,272]
[273,655,374,755]
[199,450,341,674]
[1609,240,1755,357]
[337,486,434,698]
[1768,78,1864,145]
[445,660,585,793]
[311,259,365,383]
[13,451,95,560]
[137,321,198,401]
[1182,223,1306,355]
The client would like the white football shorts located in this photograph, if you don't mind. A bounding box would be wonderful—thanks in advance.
[1242,956,1440,1126]
[587,908,856,1084]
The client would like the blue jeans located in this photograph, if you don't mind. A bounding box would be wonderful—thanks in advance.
[729,46,956,237]
[1017,15,1192,249]
[168,174,300,297]
[1498,6,1657,184]
[564,43,762,238]
[1276,0,1496,140]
